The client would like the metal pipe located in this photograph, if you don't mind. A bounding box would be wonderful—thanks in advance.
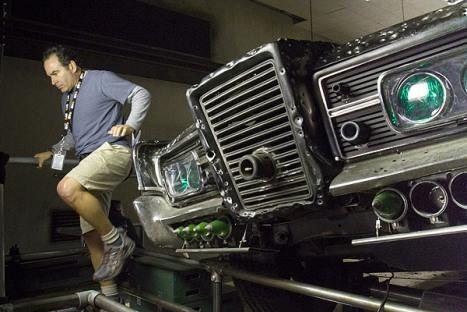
[121,287,198,312]
[175,247,254,254]
[1,290,138,312]
[211,271,222,312]
[6,157,136,177]
[352,224,467,246]
[134,248,208,270]
[221,267,431,312]
[8,157,79,166]
[134,249,432,312]
[94,294,136,312]
[370,285,422,306]
[10,294,80,312]
[0,184,5,300]
[5,248,86,262]
[76,290,137,312]
[0,152,9,302]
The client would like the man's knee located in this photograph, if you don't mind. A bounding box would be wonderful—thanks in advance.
[57,177,83,204]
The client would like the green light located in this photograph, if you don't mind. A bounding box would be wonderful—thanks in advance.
[398,73,446,123]
[372,190,405,222]
[174,226,185,240]
[194,222,213,241]
[194,222,209,235]
[206,219,231,239]
[181,224,196,241]
[163,154,202,198]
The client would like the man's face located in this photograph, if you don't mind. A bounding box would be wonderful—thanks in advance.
[43,54,77,93]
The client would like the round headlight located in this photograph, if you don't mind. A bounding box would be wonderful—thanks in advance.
[397,73,446,124]
[372,188,408,223]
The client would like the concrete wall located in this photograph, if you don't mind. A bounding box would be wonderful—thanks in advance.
[143,0,314,63]
[0,0,312,253]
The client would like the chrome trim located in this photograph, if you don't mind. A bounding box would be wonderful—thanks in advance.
[132,195,223,247]
[328,95,380,117]
[317,74,352,160]
[133,140,165,190]
[352,224,467,246]
[329,135,467,196]
[340,121,360,142]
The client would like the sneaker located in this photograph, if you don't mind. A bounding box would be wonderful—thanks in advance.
[93,229,135,281]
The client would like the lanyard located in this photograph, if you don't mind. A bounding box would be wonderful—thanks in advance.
[62,71,85,137]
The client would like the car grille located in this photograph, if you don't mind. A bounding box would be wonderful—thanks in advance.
[199,59,311,210]
[320,32,467,160]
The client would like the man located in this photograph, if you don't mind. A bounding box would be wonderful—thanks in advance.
[34,45,151,299]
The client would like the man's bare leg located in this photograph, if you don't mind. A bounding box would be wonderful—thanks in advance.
[57,176,134,281]
[57,177,112,235]
[83,231,118,295]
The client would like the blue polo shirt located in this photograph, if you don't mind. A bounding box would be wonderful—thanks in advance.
[61,70,136,156]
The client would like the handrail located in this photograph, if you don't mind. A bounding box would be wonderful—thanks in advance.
[8,157,78,166]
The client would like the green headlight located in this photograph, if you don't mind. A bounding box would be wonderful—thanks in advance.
[372,189,407,222]
[397,73,446,124]
[163,152,202,198]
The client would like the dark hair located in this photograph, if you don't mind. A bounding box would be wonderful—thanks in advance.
[42,45,81,67]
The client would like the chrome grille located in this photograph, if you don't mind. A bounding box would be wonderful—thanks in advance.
[199,60,311,210]
[321,35,467,160]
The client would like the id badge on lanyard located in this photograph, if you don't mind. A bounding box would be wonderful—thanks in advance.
[51,140,67,171]
[51,71,84,171]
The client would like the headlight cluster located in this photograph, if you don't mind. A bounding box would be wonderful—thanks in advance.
[379,46,466,133]
[162,152,203,198]
[133,126,216,202]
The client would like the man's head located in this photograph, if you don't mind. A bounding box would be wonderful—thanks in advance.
[43,45,82,93]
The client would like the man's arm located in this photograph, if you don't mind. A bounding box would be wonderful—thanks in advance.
[51,131,75,152]
[34,131,75,168]
[108,85,151,137]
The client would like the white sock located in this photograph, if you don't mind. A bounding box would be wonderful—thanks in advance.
[101,227,120,245]
[100,282,119,297]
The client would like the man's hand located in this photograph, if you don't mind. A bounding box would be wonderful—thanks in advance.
[108,124,135,137]
[34,151,53,168]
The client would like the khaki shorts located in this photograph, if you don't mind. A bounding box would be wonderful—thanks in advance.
[66,142,132,234]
